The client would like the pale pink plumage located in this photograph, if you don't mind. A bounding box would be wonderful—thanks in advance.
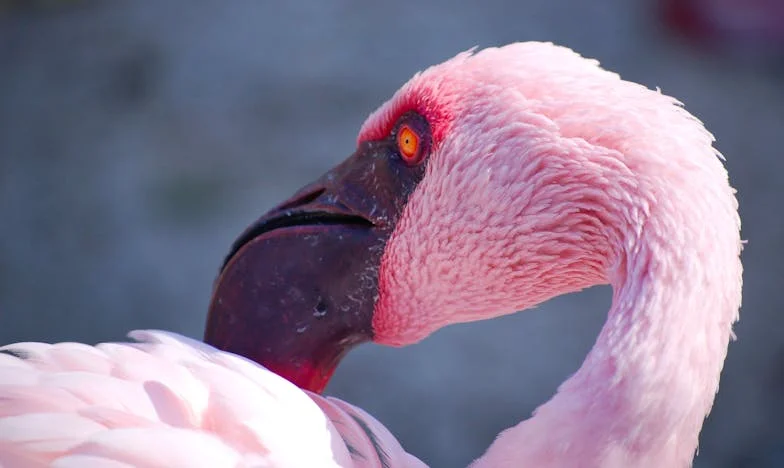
[0,331,424,467]
[0,42,742,468]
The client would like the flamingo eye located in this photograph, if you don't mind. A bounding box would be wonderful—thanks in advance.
[396,125,422,165]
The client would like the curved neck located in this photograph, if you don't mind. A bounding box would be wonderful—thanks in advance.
[473,200,742,468]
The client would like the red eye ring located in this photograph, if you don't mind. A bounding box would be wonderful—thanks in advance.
[396,125,421,164]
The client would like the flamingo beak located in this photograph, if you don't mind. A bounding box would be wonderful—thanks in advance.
[205,140,426,393]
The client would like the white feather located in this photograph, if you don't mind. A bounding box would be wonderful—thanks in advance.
[0,331,422,467]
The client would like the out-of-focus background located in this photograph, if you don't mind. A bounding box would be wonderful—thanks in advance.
[1,1,782,466]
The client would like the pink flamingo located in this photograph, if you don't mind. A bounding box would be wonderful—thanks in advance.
[0,42,741,467]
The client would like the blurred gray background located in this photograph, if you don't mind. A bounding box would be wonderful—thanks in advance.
[1,1,782,466]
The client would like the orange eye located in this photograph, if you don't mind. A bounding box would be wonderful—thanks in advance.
[396,125,420,163]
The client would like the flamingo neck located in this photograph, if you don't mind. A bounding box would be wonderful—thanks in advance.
[472,196,742,468]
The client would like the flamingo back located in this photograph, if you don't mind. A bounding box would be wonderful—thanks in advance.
[0,330,424,468]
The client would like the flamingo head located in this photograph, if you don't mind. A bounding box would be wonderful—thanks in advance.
[206,42,726,392]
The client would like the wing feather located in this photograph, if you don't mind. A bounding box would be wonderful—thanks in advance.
[0,330,421,467]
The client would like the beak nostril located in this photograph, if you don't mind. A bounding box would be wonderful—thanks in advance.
[278,187,326,211]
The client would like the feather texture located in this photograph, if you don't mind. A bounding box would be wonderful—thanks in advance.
[0,331,424,468]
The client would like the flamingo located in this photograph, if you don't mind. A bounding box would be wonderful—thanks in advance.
[0,42,741,468]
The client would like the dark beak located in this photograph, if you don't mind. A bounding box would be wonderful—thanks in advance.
[205,140,426,393]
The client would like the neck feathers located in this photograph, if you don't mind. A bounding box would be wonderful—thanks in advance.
[474,154,742,468]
